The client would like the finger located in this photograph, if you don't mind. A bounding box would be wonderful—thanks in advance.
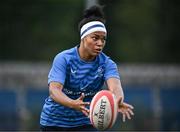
[122,113,126,122]
[118,108,124,113]
[79,93,85,100]
[123,102,134,109]
[83,108,90,114]
[81,106,89,113]
[127,108,134,116]
[82,109,89,117]
[81,101,90,106]
[82,110,88,116]
[125,111,131,120]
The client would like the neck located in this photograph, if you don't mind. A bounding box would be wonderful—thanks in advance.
[78,41,96,62]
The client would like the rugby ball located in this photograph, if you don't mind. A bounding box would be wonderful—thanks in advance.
[89,90,118,130]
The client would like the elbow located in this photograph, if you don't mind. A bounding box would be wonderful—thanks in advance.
[49,87,54,99]
[49,86,58,101]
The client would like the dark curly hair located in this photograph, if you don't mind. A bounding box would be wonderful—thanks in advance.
[78,5,106,31]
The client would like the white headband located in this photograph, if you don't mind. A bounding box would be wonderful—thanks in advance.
[80,21,107,39]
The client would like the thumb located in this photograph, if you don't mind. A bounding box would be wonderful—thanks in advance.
[117,96,123,105]
[78,93,85,100]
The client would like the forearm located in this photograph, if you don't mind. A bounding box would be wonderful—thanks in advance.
[112,83,124,103]
[106,78,124,102]
[49,83,75,109]
[112,83,124,96]
[49,82,89,116]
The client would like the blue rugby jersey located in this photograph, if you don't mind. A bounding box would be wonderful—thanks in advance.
[40,45,120,127]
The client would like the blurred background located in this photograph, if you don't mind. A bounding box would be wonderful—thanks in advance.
[0,0,180,131]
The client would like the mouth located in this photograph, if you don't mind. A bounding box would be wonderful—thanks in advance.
[95,48,102,53]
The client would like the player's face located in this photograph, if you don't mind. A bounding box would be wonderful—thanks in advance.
[83,31,106,56]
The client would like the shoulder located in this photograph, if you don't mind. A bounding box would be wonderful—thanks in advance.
[56,47,76,58]
[98,52,116,65]
[54,47,77,63]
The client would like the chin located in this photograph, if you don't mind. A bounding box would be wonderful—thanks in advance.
[93,52,100,56]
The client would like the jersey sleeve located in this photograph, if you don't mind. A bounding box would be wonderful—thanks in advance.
[104,58,120,81]
[48,53,67,85]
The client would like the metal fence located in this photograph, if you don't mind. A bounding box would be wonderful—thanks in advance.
[0,62,180,130]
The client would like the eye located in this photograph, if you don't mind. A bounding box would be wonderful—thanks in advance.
[92,36,98,41]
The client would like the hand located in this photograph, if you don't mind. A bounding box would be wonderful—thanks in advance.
[73,93,90,116]
[117,96,134,122]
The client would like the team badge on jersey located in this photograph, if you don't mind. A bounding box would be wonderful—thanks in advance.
[96,66,104,78]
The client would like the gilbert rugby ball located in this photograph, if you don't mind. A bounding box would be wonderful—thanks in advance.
[89,90,118,130]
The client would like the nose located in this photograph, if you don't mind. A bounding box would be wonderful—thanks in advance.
[96,39,105,47]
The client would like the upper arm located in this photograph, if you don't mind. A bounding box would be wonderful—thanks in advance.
[48,53,67,85]
[104,58,120,81]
